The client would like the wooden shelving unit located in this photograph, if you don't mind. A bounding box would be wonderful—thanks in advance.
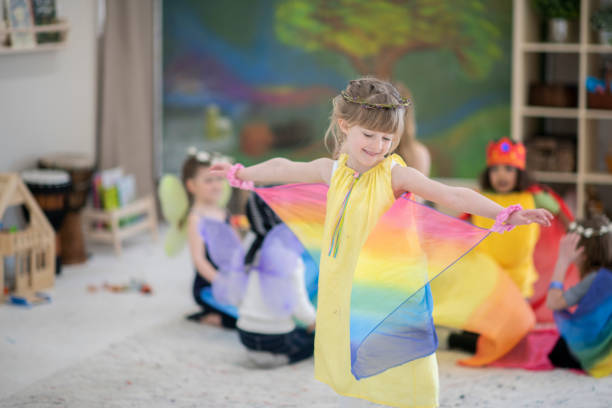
[523,42,582,52]
[513,0,612,218]
[82,196,159,256]
[0,19,69,55]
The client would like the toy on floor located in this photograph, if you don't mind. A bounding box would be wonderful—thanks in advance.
[8,292,51,307]
[0,173,55,300]
[86,279,152,295]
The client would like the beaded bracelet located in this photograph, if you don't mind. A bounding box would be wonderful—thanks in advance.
[548,281,564,291]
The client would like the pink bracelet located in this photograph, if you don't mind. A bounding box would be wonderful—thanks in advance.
[227,163,254,190]
[491,204,523,233]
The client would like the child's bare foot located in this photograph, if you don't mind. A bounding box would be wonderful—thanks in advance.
[200,313,222,327]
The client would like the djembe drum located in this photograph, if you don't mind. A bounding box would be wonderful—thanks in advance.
[21,169,71,275]
[38,153,95,264]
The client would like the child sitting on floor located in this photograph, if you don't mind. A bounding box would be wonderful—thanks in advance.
[182,150,237,328]
[236,193,316,367]
[546,215,612,377]
[447,138,569,353]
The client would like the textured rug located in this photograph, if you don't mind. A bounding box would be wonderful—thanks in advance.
[2,319,611,408]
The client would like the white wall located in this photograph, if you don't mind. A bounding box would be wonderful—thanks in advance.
[0,0,97,172]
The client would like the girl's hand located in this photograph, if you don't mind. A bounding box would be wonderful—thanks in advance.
[210,163,254,190]
[557,233,584,265]
[209,162,232,178]
[507,208,553,227]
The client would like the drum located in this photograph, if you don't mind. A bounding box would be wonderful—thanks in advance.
[21,169,71,231]
[22,169,71,275]
[38,153,95,211]
[38,153,95,265]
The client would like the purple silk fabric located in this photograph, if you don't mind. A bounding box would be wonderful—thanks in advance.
[199,218,247,306]
[257,224,305,316]
[199,218,306,316]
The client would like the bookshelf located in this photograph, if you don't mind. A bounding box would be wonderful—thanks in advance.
[513,0,612,218]
[0,19,69,55]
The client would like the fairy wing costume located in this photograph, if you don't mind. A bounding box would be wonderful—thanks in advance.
[255,154,499,407]
[198,216,316,319]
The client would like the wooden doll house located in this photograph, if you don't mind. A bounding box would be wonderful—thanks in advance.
[0,173,55,301]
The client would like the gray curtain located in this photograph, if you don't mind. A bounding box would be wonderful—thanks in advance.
[98,0,154,196]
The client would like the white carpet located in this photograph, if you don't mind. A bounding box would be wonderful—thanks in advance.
[1,228,611,407]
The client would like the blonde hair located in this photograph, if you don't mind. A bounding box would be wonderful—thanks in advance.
[393,83,418,166]
[324,77,408,158]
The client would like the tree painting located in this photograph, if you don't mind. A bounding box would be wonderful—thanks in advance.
[275,0,502,80]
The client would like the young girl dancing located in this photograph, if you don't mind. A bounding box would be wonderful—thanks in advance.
[212,78,552,407]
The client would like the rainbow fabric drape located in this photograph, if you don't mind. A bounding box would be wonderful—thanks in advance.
[255,183,506,378]
[555,268,612,378]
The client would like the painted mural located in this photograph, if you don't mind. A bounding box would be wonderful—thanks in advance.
[163,0,512,178]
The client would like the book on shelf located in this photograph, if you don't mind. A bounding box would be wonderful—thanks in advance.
[91,168,143,229]
[5,0,36,49]
[31,0,58,43]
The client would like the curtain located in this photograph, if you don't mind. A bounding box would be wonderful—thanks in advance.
[98,0,154,196]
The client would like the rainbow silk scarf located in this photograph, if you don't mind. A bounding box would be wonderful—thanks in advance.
[255,183,495,378]
[555,268,612,378]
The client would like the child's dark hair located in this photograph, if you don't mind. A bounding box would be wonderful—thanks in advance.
[479,166,533,192]
[179,153,212,228]
[244,192,282,265]
[572,215,612,279]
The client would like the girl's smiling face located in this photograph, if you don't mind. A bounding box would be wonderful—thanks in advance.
[489,164,518,193]
[339,121,394,173]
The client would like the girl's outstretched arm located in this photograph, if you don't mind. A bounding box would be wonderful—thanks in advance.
[210,157,334,185]
[392,166,553,227]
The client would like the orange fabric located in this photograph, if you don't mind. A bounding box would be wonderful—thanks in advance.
[459,271,536,366]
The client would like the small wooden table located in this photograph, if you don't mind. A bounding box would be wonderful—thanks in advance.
[82,195,158,255]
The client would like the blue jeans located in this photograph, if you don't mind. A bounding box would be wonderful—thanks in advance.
[238,327,315,364]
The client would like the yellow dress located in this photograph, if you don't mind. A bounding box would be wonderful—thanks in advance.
[315,154,439,408]
[471,192,540,297]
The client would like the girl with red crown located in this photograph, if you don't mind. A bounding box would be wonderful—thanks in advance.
[446,137,578,354]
